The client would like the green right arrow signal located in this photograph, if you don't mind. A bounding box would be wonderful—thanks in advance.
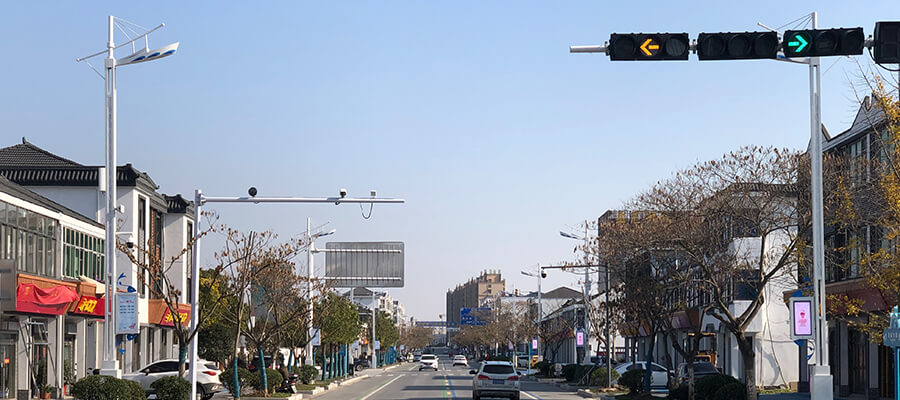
[787,34,809,53]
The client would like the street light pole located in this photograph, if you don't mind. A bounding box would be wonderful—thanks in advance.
[521,269,543,362]
[560,228,593,364]
[306,218,314,366]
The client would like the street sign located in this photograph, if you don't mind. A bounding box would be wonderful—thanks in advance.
[532,338,538,350]
[324,241,404,288]
[116,292,139,334]
[884,306,900,348]
[375,340,381,350]
[460,307,491,326]
[415,321,458,328]
[575,330,585,347]
[311,328,321,346]
[790,297,815,341]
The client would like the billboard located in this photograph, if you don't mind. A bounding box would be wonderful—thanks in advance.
[324,242,404,288]
[460,307,492,326]
[790,297,814,340]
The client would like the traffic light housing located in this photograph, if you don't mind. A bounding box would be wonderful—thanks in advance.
[874,21,900,64]
[782,28,864,57]
[696,32,778,60]
[608,33,690,61]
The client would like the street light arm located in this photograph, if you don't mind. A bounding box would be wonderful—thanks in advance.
[76,23,166,62]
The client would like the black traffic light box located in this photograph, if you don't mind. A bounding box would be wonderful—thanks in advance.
[874,21,900,64]
[697,32,778,60]
[782,28,864,57]
[608,33,690,61]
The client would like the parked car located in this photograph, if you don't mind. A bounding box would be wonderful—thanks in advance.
[123,359,222,400]
[673,361,720,388]
[419,354,439,371]
[612,361,669,389]
[453,355,469,367]
[414,352,422,362]
[248,355,274,372]
[353,358,370,371]
[470,361,520,400]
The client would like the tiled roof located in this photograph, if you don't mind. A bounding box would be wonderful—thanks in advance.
[542,286,582,299]
[0,138,84,167]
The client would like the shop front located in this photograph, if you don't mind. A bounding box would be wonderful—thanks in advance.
[145,299,191,365]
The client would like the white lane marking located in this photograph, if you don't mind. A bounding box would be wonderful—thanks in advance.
[521,391,539,399]
[359,374,403,400]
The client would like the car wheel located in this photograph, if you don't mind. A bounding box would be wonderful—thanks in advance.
[511,393,520,400]
[356,364,364,372]
[195,384,207,400]
[472,391,480,400]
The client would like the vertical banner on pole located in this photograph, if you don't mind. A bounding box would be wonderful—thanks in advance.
[883,306,900,400]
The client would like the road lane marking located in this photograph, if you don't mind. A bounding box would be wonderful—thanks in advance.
[444,374,458,399]
[355,374,403,400]
[521,390,541,400]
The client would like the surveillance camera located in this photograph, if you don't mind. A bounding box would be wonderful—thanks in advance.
[340,189,347,198]
[541,272,547,278]
[370,189,377,197]
[116,204,125,214]
[126,241,135,249]
[248,187,258,197]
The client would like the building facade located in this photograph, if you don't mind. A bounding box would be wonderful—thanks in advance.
[0,139,195,379]
[445,270,505,326]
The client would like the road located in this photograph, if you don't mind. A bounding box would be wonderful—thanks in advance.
[314,358,585,400]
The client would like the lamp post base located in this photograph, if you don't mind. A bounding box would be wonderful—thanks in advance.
[810,365,833,400]
[98,359,121,378]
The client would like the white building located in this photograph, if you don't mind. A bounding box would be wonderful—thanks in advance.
[0,139,195,376]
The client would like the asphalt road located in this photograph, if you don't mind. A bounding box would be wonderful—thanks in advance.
[314,358,586,400]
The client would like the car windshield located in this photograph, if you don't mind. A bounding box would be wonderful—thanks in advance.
[694,363,718,373]
[421,355,436,360]
[483,364,515,374]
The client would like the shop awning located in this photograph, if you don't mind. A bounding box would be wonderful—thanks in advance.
[16,283,79,315]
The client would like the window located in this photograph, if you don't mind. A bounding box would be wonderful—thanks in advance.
[63,228,104,281]
[848,138,868,185]
[0,201,58,278]
[149,209,164,299]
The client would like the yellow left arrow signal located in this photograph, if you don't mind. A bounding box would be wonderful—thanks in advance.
[640,38,660,56]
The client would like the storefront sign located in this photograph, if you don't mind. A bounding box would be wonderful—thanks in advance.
[71,296,105,318]
[16,283,79,315]
[159,307,190,327]
[116,293,139,334]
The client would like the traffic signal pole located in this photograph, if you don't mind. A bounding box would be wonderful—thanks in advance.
[807,13,833,400]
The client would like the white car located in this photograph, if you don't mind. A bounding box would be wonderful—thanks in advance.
[612,361,669,388]
[452,355,468,367]
[123,359,223,400]
[470,361,520,400]
[419,354,439,371]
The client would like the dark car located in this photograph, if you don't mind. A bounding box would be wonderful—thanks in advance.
[353,358,371,371]
[249,356,274,372]
[674,361,720,387]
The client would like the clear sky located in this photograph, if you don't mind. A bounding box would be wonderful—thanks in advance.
[1,1,897,321]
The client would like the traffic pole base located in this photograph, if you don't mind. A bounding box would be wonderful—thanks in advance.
[810,365,833,400]
[98,359,122,378]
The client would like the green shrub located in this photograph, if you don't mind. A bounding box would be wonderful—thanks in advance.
[695,374,739,400]
[619,369,645,393]
[122,379,146,399]
[668,384,688,400]
[535,361,552,377]
[298,365,318,384]
[71,375,145,400]
[221,367,253,397]
[712,382,746,400]
[590,367,619,387]
[151,376,190,400]
[253,368,284,392]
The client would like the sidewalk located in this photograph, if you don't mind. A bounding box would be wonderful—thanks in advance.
[760,393,853,400]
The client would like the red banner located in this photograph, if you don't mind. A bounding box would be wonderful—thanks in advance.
[159,307,190,327]
[16,283,79,315]
[71,296,105,318]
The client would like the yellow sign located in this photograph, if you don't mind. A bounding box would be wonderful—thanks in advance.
[640,38,660,56]
[77,298,99,313]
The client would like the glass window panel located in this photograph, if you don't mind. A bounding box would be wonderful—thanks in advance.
[47,240,55,277]
[27,212,37,233]
[36,238,44,276]
[25,233,34,273]
[0,201,5,224]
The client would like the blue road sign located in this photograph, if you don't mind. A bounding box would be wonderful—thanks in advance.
[460,307,491,326]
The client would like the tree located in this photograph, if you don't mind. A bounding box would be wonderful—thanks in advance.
[364,310,399,350]
[399,325,434,351]
[616,146,808,398]
[116,212,221,377]
[313,292,361,376]
[198,268,237,366]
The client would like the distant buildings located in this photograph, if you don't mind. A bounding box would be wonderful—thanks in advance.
[445,270,505,326]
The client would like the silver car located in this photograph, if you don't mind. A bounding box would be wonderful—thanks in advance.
[470,361,520,400]
[123,359,222,400]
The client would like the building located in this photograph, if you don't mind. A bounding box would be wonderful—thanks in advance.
[0,138,195,377]
[816,97,893,399]
[0,174,107,398]
[445,270,505,326]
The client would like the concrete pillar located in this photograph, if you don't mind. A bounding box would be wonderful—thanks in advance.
[75,318,87,380]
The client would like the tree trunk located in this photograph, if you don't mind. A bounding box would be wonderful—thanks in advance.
[644,332,656,393]
[178,344,188,377]
[737,336,757,400]
[687,361,695,400]
[258,346,269,396]
[232,357,241,400]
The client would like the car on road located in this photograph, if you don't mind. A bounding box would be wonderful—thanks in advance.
[123,359,222,400]
[419,354,439,371]
[353,358,371,371]
[673,361,720,388]
[413,352,422,362]
[612,361,669,389]
[453,355,469,367]
[470,361,520,400]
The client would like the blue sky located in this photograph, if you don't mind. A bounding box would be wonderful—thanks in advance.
[1,1,897,320]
